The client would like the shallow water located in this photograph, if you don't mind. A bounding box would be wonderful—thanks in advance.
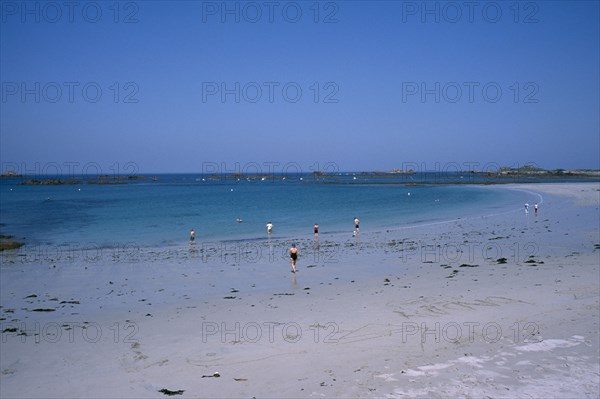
[0,174,540,251]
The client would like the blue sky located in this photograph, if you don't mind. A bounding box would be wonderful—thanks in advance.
[1,0,599,174]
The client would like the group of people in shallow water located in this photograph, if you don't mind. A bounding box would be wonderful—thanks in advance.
[188,217,361,273]
[190,201,536,273]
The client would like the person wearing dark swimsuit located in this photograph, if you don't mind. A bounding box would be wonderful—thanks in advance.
[289,244,298,273]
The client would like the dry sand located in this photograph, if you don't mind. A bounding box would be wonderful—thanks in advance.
[1,182,598,398]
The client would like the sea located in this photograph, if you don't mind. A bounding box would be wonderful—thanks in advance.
[0,172,591,254]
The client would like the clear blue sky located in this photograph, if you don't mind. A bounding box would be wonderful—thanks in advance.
[1,0,599,174]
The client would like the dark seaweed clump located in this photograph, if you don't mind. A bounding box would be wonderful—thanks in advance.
[159,389,185,396]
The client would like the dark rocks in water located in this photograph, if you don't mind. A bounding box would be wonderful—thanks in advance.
[0,231,22,251]
[31,308,55,312]
[98,175,151,181]
[60,300,80,305]
[0,241,24,251]
[0,171,23,178]
[496,258,508,264]
[18,179,80,185]
[223,296,237,299]
[459,264,479,268]
[24,294,38,299]
[159,389,185,396]
[18,175,154,186]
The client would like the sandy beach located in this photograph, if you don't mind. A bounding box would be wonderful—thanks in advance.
[1,182,598,398]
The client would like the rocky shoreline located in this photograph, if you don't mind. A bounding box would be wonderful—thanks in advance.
[0,235,24,252]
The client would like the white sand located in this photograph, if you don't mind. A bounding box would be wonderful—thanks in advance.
[1,182,599,398]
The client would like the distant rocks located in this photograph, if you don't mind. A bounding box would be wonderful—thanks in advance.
[19,179,84,186]
[0,171,23,178]
[0,233,24,252]
[17,175,158,185]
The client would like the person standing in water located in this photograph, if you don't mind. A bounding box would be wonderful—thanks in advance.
[314,223,319,237]
[289,244,298,273]
[524,203,529,215]
[353,217,360,236]
[266,221,273,235]
[189,228,195,243]
[534,203,538,216]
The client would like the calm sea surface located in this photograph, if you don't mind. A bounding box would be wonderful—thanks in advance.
[0,173,563,250]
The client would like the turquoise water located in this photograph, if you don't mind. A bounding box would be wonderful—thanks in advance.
[0,174,535,250]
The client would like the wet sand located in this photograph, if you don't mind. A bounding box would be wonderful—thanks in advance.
[1,183,598,398]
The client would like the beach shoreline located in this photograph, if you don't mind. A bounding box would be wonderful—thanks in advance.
[0,175,564,250]
[1,182,598,398]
